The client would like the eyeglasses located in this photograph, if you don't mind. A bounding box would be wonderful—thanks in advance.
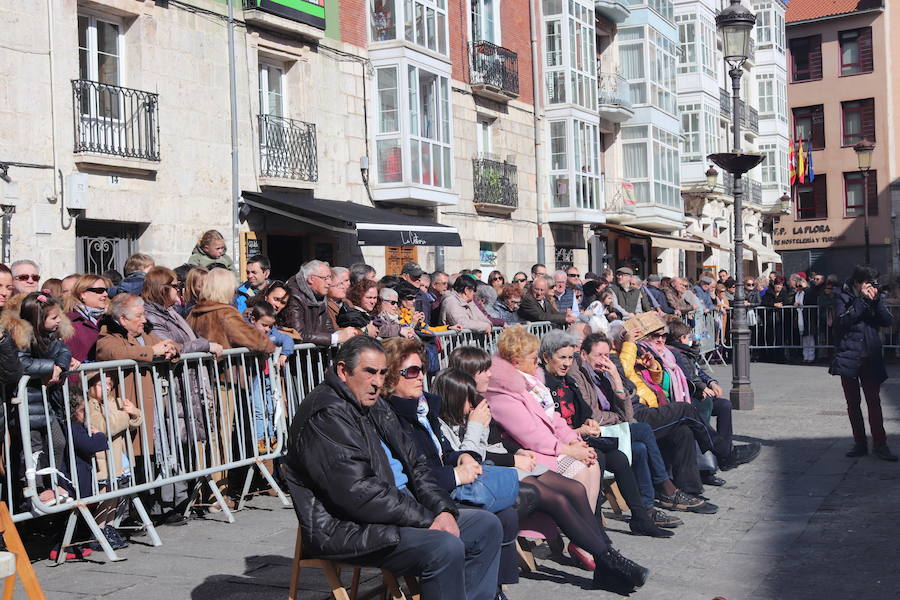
[85,287,108,295]
[513,278,527,283]
[383,299,398,305]
[311,274,333,281]
[15,274,40,282]
[567,273,580,278]
[744,283,755,287]
[489,277,505,283]
[649,332,666,339]
[399,365,423,379]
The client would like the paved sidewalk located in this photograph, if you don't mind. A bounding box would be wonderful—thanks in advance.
[13,362,900,599]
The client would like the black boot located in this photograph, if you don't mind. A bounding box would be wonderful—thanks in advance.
[594,548,649,590]
[628,507,674,538]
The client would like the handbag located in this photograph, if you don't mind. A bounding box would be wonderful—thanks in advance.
[451,464,520,513]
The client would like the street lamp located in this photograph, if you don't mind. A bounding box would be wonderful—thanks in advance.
[709,0,760,410]
[706,165,719,191]
[853,139,875,264]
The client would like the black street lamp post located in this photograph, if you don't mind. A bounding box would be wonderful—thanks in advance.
[853,139,875,265]
[708,0,762,410]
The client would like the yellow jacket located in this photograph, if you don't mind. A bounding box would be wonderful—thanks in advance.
[399,306,450,333]
[617,341,663,408]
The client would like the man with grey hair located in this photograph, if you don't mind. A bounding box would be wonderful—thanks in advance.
[326,266,351,329]
[284,260,358,346]
[552,270,579,318]
[11,259,41,295]
[518,274,574,326]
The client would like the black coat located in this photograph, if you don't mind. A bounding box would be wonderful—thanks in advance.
[286,369,457,561]
[0,333,22,436]
[542,369,592,430]
[829,284,893,382]
[384,392,476,492]
[19,338,72,428]
[667,341,715,399]
[517,293,567,325]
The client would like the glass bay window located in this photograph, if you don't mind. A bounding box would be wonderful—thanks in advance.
[370,0,448,55]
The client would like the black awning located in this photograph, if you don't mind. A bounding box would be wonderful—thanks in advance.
[242,190,462,247]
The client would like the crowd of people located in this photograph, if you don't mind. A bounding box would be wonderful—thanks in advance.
[0,227,892,596]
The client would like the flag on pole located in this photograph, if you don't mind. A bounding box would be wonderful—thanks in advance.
[788,139,796,186]
[798,141,807,184]
[807,140,814,182]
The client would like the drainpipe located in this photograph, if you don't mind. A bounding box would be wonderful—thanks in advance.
[528,0,545,265]
[227,0,241,265]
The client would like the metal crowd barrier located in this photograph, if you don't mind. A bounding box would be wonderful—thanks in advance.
[10,348,288,563]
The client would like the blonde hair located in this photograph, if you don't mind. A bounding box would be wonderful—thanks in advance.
[201,267,237,304]
[183,267,208,304]
[198,230,225,249]
[64,273,112,312]
[497,325,540,363]
[123,253,155,274]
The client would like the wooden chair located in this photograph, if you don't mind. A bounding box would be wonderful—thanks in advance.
[0,502,45,600]
[287,528,418,600]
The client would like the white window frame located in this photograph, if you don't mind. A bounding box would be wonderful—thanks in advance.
[757,73,774,115]
[258,61,287,118]
[543,0,596,111]
[469,0,501,44]
[78,12,124,87]
[368,0,448,55]
[476,117,494,157]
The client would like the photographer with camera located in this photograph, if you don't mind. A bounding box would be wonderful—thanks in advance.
[830,265,897,461]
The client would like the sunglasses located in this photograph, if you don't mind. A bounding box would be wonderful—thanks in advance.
[490,277,504,283]
[567,273,580,278]
[85,287,108,294]
[513,278,527,283]
[383,299,398,305]
[649,331,666,338]
[15,274,40,282]
[399,365,423,379]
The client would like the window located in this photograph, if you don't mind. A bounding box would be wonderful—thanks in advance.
[759,143,776,185]
[619,28,645,104]
[757,74,774,115]
[480,241,499,267]
[408,66,452,188]
[543,0,596,111]
[471,0,498,43]
[548,119,600,210]
[796,175,827,220]
[375,67,402,182]
[622,125,680,208]
[258,63,285,117]
[844,171,878,217]
[680,104,701,162]
[621,25,675,114]
[841,99,875,147]
[755,7,771,45]
[550,120,566,170]
[792,105,825,150]
[476,117,493,156]
[78,14,122,118]
[369,0,447,54]
[790,35,822,82]
[839,28,873,76]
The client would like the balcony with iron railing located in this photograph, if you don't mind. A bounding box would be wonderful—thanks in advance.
[597,72,634,123]
[720,88,731,118]
[72,79,160,171]
[603,177,636,222]
[473,158,518,215]
[468,41,519,102]
[258,114,318,184]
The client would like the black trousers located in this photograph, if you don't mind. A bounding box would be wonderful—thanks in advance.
[633,403,730,495]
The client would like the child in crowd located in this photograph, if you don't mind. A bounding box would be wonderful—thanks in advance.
[86,373,143,550]
[3,292,79,506]
[245,302,293,452]
[108,253,155,297]
[187,230,236,274]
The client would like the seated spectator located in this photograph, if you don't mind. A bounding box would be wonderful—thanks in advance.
[11,260,41,295]
[187,230,236,274]
[181,266,208,318]
[538,331,671,538]
[373,287,416,339]
[108,253,155,297]
[234,255,271,314]
[440,276,493,333]
[518,275,572,326]
[283,260,357,347]
[326,266,351,330]
[284,335,503,600]
[64,274,111,362]
[487,284,523,326]
[381,338,521,596]
[338,279,379,336]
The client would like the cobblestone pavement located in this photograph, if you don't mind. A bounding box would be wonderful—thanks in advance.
[14,362,900,599]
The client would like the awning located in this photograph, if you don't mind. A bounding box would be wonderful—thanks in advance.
[690,230,726,250]
[242,190,462,247]
[743,238,782,263]
[594,223,704,252]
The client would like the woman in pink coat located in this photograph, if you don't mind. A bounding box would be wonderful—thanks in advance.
[485,325,603,511]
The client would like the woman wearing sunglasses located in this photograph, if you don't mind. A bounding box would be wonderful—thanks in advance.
[488,270,506,294]
[64,273,111,362]
[372,287,416,339]
[380,337,522,600]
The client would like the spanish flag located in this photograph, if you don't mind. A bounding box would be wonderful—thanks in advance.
[788,139,796,186]
[797,140,807,184]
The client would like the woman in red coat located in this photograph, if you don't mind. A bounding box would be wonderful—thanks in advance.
[65,274,111,361]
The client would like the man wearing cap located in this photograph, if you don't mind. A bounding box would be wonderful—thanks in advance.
[611,267,651,317]
[399,262,431,325]
[693,277,715,313]
[644,275,674,315]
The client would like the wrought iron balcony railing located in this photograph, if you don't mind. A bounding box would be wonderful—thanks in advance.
[72,79,160,161]
[469,41,519,99]
[258,114,318,182]
[473,158,518,210]
[603,177,636,215]
[720,88,731,118]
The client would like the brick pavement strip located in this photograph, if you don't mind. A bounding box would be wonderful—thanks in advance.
[14,363,900,600]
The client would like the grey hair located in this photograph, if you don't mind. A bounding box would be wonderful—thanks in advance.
[541,275,554,286]
[379,287,398,300]
[475,283,497,305]
[553,270,567,280]
[607,320,627,343]
[300,259,329,281]
[11,259,39,272]
[539,329,581,361]
[331,266,349,278]
[109,294,144,322]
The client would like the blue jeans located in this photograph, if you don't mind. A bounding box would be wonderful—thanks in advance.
[251,374,274,442]
[358,508,502,600]
[629,422,669,508]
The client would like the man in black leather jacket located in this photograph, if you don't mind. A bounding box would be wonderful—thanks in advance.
[285,336,502,600]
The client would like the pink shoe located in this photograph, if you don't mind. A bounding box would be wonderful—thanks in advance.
[568,543,595,571]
